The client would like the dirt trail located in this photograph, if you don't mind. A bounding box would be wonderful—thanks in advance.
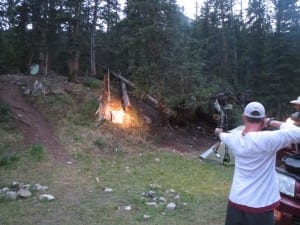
[0,80,70,163]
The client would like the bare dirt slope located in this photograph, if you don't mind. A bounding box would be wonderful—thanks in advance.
[0,78,71,163]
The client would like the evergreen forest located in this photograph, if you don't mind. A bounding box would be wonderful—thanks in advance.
[0,0,299,121]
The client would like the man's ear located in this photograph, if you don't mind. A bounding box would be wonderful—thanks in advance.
[242,114,246,122]
[259,118,266,129]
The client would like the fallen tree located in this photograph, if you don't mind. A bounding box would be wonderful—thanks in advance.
[108,70,175,118]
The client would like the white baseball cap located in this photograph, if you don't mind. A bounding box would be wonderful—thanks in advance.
[243,102,266,118]
[290,96,300,105]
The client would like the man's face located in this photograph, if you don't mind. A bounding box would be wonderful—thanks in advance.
[294,104,300,111]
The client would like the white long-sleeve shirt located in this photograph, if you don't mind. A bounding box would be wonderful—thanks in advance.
[220,123,300,211]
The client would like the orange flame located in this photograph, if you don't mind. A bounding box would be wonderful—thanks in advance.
[111,110,125,124]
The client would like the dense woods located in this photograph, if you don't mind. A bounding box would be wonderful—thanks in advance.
[0,0,299,122]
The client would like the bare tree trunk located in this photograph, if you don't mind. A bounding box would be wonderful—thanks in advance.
[231,0,238,86]
[39,26,46,75]
[90,0,99,76]
[68,0,81,82]
[39,0,50,76]
[90,31,96,76]
[44,54,48,76]
[221,1,229,82]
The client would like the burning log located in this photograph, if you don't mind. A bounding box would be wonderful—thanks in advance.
[95,90,110,123]
[95,73,111,123]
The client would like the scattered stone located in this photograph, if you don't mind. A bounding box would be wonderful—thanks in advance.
[103,187,113,192]
[17,189,32,198]
[154,158,160,163]
[149,184,161,189]
[1,181,53,201]
[145,202,157,207]
[2,187,9,193]
[143,214,151,220]
[118,205,131,211]
[166,202,176,210]
[6,191,18,200]
[33,184,48,191]
[174,194,180,200]
[12,181,19,187]
[143,190,156,199]
[39,194,55,201]
[25,184,32,189]
[166,188,176,194]
[159,196,167,203]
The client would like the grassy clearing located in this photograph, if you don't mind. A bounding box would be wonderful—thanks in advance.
[0,150,233,225]
[0,82,234,225]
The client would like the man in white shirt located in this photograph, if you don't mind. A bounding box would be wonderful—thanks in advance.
[288,96,300,126]
[215,101,300,225]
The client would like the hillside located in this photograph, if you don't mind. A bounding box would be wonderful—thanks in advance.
[0,74,215,161]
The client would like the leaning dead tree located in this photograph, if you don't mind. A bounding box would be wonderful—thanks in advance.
[108,70,175,117]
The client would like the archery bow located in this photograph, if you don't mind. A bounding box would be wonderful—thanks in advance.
[213,94,231,166]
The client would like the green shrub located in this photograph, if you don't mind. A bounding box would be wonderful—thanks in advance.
[29,144,46,161]
[83,77,100,88]
[94,137,106,148]
[0,102,11,122]
[0,152,20,167]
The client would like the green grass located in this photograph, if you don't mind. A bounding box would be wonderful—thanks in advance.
[0,152,20,167]
[83,77,101,88]
[0,102,11,122]
[29,144,46,161]
[0,149,233,225]
[0,110,23,168]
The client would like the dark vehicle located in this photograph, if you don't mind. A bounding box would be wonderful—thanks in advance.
[275,146,300,225]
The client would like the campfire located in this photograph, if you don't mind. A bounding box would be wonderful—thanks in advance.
[95,70,151,128]
[110,109,125,124]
